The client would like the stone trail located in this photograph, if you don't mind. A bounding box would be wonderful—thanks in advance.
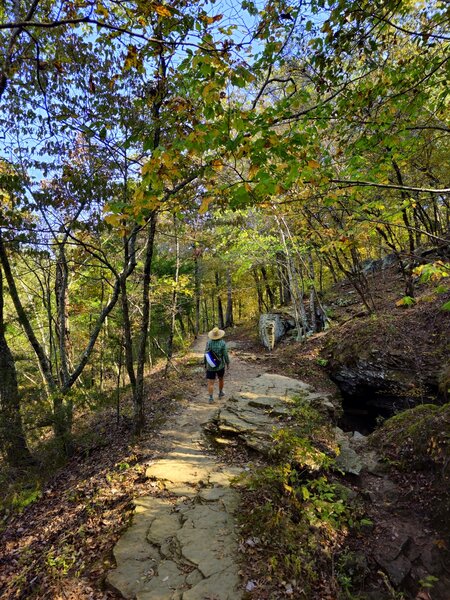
[106,337,339,600]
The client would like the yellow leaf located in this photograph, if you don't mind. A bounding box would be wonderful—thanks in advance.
[211,158,224,171]
[202,81,216,98]
[308,159,320,169]
[201,14,223,24]
[104,214,123,227]
[124,45,139,70]
[248,164,259,179]
[134,189,144,204]
[142,160,154,176]
[199,196,213,214]
[155,5,172,17]
[96,3,109,17]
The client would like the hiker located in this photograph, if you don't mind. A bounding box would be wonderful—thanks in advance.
[204,326,230,403]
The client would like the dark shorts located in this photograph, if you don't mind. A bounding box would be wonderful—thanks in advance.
[206,368,225,380]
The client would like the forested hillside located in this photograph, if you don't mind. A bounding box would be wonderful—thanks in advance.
[0,0,449,598]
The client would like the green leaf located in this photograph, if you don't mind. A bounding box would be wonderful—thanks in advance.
[396,296,416,308]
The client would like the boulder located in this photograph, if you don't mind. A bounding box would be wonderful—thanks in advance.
[360,253,398,276]
[258,312,295,350]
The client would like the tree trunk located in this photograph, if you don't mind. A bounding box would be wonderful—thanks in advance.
[193,244,201,337]
[165,215,180,375]
[252,268,265,313]
[261,266,275,309]
[0,234,57,393]
[276,251,291,305]
[134,212,157,434]
[0,267,34,467]
[202,298,209,331]
[392,159,416,297]
[225,268,233,328]
[308,253,317,332]
[215,272,224,329]
[55,244,70,388]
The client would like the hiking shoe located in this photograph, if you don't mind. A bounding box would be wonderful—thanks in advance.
[218,391,225,398]
[208,396,214,404]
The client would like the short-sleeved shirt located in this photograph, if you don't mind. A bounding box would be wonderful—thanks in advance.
[204,339,229,372]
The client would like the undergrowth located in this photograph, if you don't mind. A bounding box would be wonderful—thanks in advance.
[235,397,366,599]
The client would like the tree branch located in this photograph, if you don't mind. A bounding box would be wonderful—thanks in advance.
[329,179,450,194]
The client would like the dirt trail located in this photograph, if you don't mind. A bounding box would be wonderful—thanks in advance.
[107,335,265,600]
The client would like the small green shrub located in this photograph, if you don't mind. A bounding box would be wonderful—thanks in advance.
[12,487,42,512]
[316,357,329,367]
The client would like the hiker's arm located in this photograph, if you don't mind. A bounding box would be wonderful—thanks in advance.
[223,344,230,367]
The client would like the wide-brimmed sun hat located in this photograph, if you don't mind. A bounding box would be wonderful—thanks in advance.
[208,326,225,340]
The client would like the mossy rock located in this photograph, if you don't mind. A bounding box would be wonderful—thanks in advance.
[370,403,450,471]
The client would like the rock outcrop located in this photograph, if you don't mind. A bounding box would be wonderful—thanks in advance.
[205,372,338,456]
[258,312,295,350]
[323,302,449,414]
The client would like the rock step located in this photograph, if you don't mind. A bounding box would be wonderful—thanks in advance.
[207,372,338,457]
[107,474,242,600]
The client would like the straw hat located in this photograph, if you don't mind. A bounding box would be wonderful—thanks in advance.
[208,326,225,340]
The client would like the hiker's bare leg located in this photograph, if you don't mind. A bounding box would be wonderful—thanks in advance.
[207,379,214,396]
[218,377,224,393]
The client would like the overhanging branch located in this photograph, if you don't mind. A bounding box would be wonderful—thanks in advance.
[330,179,450,194]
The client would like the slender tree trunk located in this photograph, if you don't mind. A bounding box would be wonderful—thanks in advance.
[215,272,224,328]
[187,313,195,334]
[121,279,136,393]
[276,224,305,340]
[0,234,56,393]
[165,215,180,375]
[276,251,291,305]
[193,244,201,338]
[202,298,209,331]
[225,268,233,328]
[308,253,317,332]
[210,292,215,327]
[176,312,186,335]
[99,280,106,391]
[0,267,34,467]
[261,266,275,309]
[392,159,416,297]
[116,337,124,425]
[134,212,157,434]
[277,216,311,336]
[252,268,265,313]
[55,244,70,388]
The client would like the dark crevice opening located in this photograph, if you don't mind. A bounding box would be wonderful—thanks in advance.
[338,392,397,435]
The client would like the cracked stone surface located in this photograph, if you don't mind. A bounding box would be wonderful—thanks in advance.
[208,372,338,457]
[107,337,335,599]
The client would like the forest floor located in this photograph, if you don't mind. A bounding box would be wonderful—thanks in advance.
[0,263,449,599]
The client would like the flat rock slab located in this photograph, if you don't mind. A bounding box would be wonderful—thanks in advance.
[108,483,242,600]
[209,372,336,455]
